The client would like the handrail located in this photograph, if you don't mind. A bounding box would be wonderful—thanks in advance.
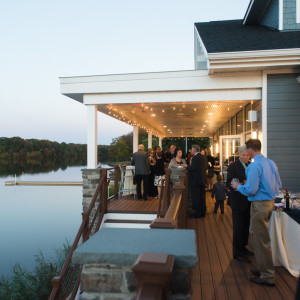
[49,166,119,300]
[157,169,171,218]
[165,186,185,221]
[151,170,188,229]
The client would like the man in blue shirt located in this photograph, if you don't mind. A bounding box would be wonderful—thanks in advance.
[231,139,281,287]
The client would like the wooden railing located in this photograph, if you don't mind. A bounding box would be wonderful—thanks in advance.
[49,166,119,300]
[152,169,188,229]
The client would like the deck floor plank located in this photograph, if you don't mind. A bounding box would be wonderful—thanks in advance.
[106,192,298,299]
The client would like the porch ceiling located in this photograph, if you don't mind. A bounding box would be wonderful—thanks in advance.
[97,100,252,138]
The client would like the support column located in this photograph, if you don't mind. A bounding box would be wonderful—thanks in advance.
[148,132,152,149]
[87,105,98,169]
[262,71,267,156]
[159,137,162,148]
[133,126,139,153]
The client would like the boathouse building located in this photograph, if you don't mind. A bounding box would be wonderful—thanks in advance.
[60,0,300,192]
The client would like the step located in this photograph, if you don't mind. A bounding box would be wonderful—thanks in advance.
[103,218,153,229]
[105,213,157,221]
[105,219,152,224]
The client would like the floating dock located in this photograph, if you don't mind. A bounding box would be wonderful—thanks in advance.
[5,181,83,186]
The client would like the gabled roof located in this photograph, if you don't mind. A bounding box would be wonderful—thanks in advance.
[195,20,300,53]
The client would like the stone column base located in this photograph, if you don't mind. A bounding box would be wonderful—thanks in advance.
[79,263,192,300]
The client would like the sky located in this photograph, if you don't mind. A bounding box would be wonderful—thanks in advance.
[0,0,251,145]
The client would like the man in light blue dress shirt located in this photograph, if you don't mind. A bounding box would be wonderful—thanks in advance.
[231,139,281,287]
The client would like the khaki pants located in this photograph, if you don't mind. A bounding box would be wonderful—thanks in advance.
[250,200,275,282]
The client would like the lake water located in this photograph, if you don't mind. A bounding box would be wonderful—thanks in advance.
[0,165,86,277]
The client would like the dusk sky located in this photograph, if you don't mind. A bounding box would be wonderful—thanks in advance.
[1,0,250,145]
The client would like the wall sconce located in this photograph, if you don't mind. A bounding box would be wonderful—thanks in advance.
[248,110,257,122]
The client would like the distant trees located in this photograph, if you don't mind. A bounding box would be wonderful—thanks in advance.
[0,134,211,167]
[0,137,87,162]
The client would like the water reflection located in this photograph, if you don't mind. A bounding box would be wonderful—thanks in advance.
[0,157,86,177]
[0,164,85,277]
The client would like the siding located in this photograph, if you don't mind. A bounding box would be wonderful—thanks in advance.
[267,73,300,192]
[283,0,300,30]
[260,0,279,30]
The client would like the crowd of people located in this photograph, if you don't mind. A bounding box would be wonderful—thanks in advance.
[131,143,218,214]
[131,139,283,287]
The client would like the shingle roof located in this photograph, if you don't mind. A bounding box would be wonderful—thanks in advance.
[195,20,300,53]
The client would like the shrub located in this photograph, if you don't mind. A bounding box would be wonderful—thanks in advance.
[0,241,71,300]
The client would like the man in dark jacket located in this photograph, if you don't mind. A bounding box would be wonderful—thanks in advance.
[131,144,150,200]
[186,144,208,218]
[226,145,252,263]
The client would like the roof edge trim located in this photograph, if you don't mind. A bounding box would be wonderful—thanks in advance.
[243,0,255,25]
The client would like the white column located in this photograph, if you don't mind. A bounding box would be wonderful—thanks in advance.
[148,132,152,149]
[159,137,162,148]
[133,126,139,153]
[87,105,98,168]
[262,71,268,156]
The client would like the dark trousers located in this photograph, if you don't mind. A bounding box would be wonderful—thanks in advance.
[135,175,149,200]
[232,207,251,257]
[214,200,225,213]
[148,171,157,197]
[191,185,206,217]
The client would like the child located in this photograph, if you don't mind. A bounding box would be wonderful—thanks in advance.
[212,175,229,214]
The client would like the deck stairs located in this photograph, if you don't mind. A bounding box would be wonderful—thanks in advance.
[101,212,157,229]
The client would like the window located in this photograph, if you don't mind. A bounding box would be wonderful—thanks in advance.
[236,110,244,134]
[231,115,236,135]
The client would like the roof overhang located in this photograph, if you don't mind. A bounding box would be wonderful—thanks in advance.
[207,48,300,73]
[60,70,262,138]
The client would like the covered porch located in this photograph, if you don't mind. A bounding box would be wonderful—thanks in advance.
[60,69,264,169]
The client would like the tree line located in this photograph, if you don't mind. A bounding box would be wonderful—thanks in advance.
[0,132,211,167]
[0,137,87,161]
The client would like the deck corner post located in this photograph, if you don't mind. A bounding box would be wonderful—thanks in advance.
[132,253,174,300]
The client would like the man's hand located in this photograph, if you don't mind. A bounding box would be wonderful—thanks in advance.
[231,180,239,190]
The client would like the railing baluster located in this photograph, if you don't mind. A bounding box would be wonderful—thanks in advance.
[114,164,119,198]
[49,166,119,300]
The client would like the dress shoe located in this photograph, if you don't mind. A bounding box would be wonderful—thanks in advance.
[250,269,261,277]
[242,248,254,256]
[234,255,250,263]
[250,275,275,287]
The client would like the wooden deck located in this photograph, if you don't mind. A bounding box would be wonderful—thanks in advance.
[189,192,298,300]
[107,192,298,299]
[108,195,159,214]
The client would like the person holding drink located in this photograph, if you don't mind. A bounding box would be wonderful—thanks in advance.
[231,139,281,287]
[226,145,252,263]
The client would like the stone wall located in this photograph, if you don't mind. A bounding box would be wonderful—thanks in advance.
[82,168,101,224]
[79,263,192,300]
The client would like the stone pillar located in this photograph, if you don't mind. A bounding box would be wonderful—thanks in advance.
[133,126,139,153]
[79,263,192,300]
[82,168,101,213]
[159,137,162,148]
[73,228,197,300]
[148,132,152,149]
